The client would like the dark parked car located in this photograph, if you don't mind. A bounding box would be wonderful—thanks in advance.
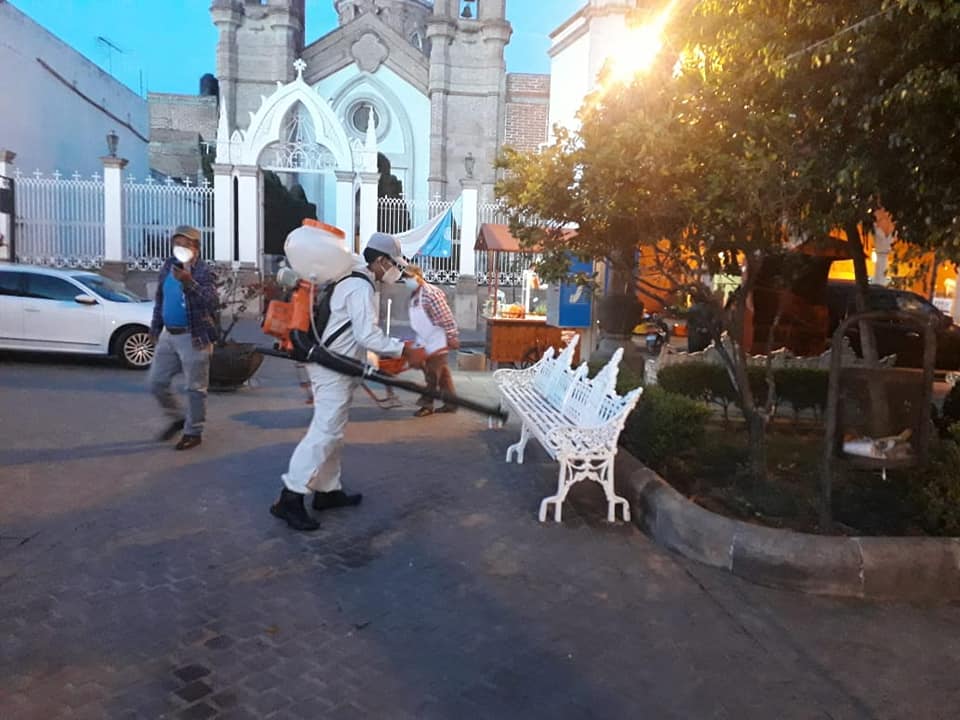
[826,281,960,369]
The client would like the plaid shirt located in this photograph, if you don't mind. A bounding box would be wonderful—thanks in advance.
[412,281,459,340]
[151,258,219,347]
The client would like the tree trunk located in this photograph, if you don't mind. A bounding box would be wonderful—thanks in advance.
[847,222,892,437]
[746,409,768,483]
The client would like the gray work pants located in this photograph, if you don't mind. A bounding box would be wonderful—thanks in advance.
[149,330,212,436]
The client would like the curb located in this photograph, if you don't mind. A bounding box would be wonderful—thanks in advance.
[615,453,960,601]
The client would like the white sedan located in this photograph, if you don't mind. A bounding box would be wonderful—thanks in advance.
[0,264,156,369]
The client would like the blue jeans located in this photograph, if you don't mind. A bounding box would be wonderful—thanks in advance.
[149,330,212,436]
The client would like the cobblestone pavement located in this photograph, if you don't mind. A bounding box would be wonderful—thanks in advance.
[1,347,959,720]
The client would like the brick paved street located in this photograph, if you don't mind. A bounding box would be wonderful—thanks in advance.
[1,345,959,720]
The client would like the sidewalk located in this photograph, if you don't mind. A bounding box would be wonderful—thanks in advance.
[1,342,959,719]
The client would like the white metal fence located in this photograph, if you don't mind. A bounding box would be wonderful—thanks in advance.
[124,177,214,271]
[13,170,105,268]
[475,201,535,286]
[478,201,511,226]
[378,196,460,284]
[475,248,542,287]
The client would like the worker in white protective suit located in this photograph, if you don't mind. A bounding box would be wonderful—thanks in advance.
[270,232,426,532]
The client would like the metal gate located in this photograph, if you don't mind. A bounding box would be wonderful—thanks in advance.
[0,174,13,262]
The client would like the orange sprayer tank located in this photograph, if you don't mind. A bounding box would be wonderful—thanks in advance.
[262,280,313,351]
[262,218,352,351]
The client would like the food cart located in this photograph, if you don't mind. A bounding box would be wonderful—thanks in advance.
[477,224,586,367]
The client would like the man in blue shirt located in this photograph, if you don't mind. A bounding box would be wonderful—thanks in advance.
[149,226,219,450]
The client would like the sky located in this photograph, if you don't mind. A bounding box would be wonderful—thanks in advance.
[9,0,587,96]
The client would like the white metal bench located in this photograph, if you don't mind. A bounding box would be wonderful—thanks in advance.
[493,336,643,523]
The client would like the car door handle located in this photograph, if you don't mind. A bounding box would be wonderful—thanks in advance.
[906,331,920,338]
[24,307,40,312]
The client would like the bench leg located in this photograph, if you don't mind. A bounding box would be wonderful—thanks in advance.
[505,424,531,464]
[599,458,630,523]
[539,456,577,523]
[538,454,630,523]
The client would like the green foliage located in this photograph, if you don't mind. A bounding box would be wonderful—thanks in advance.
[497,0,960,484]
[913,425,960,537]
[940,383,960,428]
[774,368,830,419]
[621,387,710,469]
[657,362,828,420]
[586,360,645,396]
[658,363,736,406]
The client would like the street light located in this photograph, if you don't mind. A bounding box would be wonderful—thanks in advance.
[464,152,476,179]
[106,130,119,158]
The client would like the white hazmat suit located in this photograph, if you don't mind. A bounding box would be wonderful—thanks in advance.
[281,259,403,494]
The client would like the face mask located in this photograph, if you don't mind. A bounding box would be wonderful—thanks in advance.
[382,265,402,284]
[173,246,195,264]
[403,278,419,290]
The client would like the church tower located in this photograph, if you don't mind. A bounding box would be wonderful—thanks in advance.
[427,0,512,201]
[211,0,305,136]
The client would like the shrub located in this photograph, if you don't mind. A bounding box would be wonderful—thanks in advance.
[621,386,710,469]
[775,368,829,419]
[586,359,645,395]
[913,425,960,536]
[939,383,960,431]
[657,362,828,420]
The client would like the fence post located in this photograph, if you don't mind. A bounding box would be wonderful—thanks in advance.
[455,178,481,331]
[212,163,234,262]
[458,179,479,276]
[335,170,356,252]
[235,165,259,265]
[358,171,378,247]
[0,150,14,262]
[101,155,128,268]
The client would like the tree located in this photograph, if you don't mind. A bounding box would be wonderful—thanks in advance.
[497,0,960,491]
[498,2,840,480]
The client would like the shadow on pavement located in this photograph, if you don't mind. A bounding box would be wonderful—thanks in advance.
[0,440,157,467]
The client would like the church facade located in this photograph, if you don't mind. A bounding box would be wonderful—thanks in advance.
[150,0,549,222]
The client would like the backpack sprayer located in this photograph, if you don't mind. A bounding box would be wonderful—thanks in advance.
[258,220,508,424]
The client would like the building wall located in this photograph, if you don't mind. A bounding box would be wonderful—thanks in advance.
[547,1,638,142]
[315,63,431,205]
[0,1,149,177]
[547,19,591,140]
[428,0,511,202]
[212,0,304,141]
[148,93,219,180]
[504,74,550,151]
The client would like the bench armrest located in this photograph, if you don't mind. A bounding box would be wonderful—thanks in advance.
[545,423,622,458]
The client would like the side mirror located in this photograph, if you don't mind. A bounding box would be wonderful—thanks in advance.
[74,294,98,305]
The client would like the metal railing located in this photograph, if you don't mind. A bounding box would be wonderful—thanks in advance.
[13,170,105,268]
[478,201,511,226]
[379,196,460,284]
[123,176,214,271]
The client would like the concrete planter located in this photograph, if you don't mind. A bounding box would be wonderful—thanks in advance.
[615,452,960,601]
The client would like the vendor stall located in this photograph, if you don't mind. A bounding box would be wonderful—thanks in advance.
[477,223,582,367]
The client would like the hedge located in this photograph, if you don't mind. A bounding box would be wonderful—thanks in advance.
[658,362,828,420]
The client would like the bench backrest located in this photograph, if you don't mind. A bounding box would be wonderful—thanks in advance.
[561,348,635,427]
[533,335,581,407]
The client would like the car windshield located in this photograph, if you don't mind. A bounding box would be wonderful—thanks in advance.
[73,274,146,303]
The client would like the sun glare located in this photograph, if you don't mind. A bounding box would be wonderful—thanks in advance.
[603,0,679,86]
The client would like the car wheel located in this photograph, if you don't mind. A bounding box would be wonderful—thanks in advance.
[116,327,154,370]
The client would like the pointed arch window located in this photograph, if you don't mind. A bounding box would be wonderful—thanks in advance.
[259,102,337,172]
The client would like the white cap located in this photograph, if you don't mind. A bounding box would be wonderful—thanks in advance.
[365,232,407,267]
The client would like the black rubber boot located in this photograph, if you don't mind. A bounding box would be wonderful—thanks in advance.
[270,488,320,532]
[312,490,363,511]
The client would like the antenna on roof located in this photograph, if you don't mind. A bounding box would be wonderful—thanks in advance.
[96,36,125,74]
